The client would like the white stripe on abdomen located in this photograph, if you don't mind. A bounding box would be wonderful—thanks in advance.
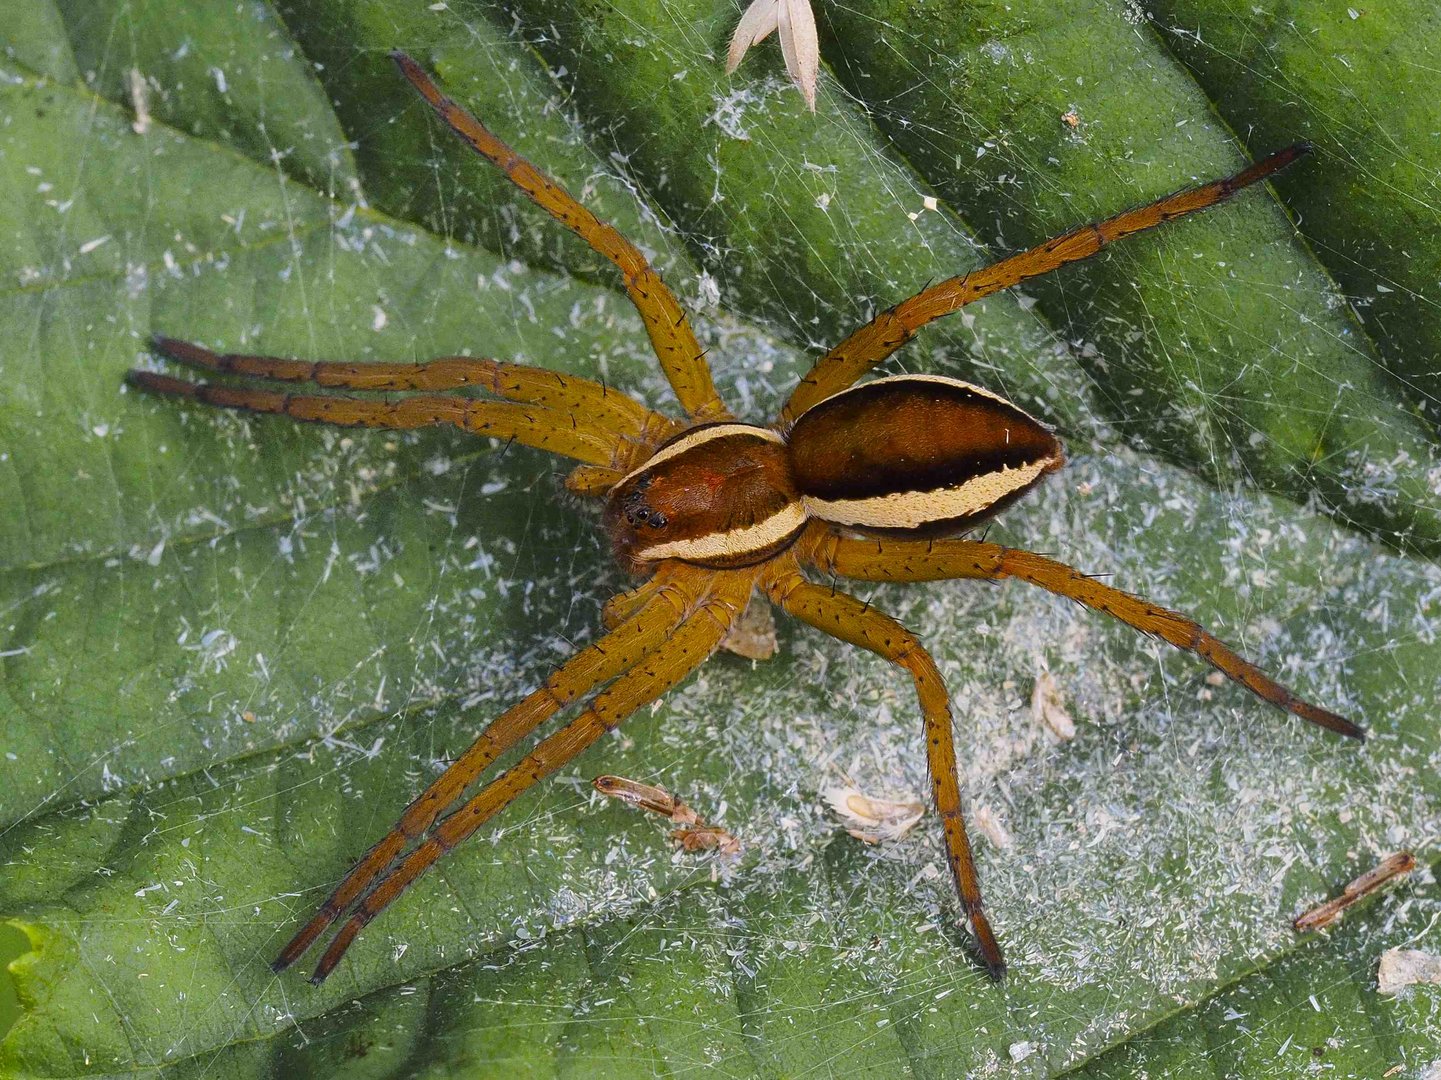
[803,456,1058,530]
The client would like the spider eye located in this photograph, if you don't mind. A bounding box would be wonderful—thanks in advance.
[647,512,668,529]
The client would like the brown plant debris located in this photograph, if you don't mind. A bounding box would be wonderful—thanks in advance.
[1293,850,1417,932]
[593,775,740,855]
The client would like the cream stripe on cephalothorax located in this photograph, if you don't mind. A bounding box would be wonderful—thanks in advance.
[617,422,785,488]
[629,501,808,562]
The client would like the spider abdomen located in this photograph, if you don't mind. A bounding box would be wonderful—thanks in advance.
[789,375,1063,535]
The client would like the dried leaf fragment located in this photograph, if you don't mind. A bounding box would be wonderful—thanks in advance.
[1032,669,1075,741]
[726,0,779,73]
[974,804,1013,850]
[824,784,925,844]
[128,68,152,135]
[1293,850,1417,932]
[593,775,740,855]
[721,595,779,660]
[672,824,742,855]
[726,0,820,111]
[1377,948,1441,994]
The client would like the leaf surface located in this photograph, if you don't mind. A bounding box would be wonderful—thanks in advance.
[2,2,1439,1076]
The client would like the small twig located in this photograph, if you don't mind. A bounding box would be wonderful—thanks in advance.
[1293,851,1417,933]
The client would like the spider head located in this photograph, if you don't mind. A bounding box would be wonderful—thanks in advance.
[604,423,806,571]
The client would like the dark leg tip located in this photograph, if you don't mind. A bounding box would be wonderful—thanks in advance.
[964,910,1007,983]
[308,971,329,987]
[270,956,291,975]
[1301,703,1366,741]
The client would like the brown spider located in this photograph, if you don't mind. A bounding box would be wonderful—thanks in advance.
[125,52,1362,985]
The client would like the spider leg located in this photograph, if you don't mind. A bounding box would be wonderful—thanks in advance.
[762,560,1005,980]
[392,52,730,423]
[271,564,699,973]
[601,570,674,629]
[126,369,620,467]
[305,565,756,984]
[780,144,1311,422]
[564,464,628,497]
[804,531,1364,740]
[149,334,681,446]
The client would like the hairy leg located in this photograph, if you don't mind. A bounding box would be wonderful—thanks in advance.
[306,566,756,983]
[150,335,680,445]
[602,571,672,629]
[126,369,621,467]
[564,464,628,497]
[392,52,729,422]
[272,564,701,973]
[762,561,1005,979]
[780,144,1310,423]
[803,531,1363,740]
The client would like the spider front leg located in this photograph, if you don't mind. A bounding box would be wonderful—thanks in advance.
[148,334,681,446]
[129,337,678,473]
[306,565,756,984]
[272,564,699,973]
[762,561,1005,979]
[392,52,730,423]
[127,368,625,466]
[804,531,1364,740]
[780,144,1310,422]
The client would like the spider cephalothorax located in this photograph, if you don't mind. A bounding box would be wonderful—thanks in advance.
[126,52,1358,986]
[604,423,801,569]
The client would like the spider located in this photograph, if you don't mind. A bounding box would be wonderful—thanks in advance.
[126,52,1363,985]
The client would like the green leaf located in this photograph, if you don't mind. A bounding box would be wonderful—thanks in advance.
[2,1,1439,1075]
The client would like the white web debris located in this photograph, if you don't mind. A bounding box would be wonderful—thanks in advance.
[128,68,151,134]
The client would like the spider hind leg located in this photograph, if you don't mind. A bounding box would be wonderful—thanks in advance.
[781,143,1311,422]
[271,566,701,975]
[806,532,1364,740]
[303,567,755,984]
[763,561,1005,980]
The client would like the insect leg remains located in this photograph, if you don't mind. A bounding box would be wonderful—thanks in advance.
[763,563,1005,979]
[392,51,730,423]
[271,567,698,974]
[782,144,1311,422]
[809,533,1364,740]
[306,567,756,983]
